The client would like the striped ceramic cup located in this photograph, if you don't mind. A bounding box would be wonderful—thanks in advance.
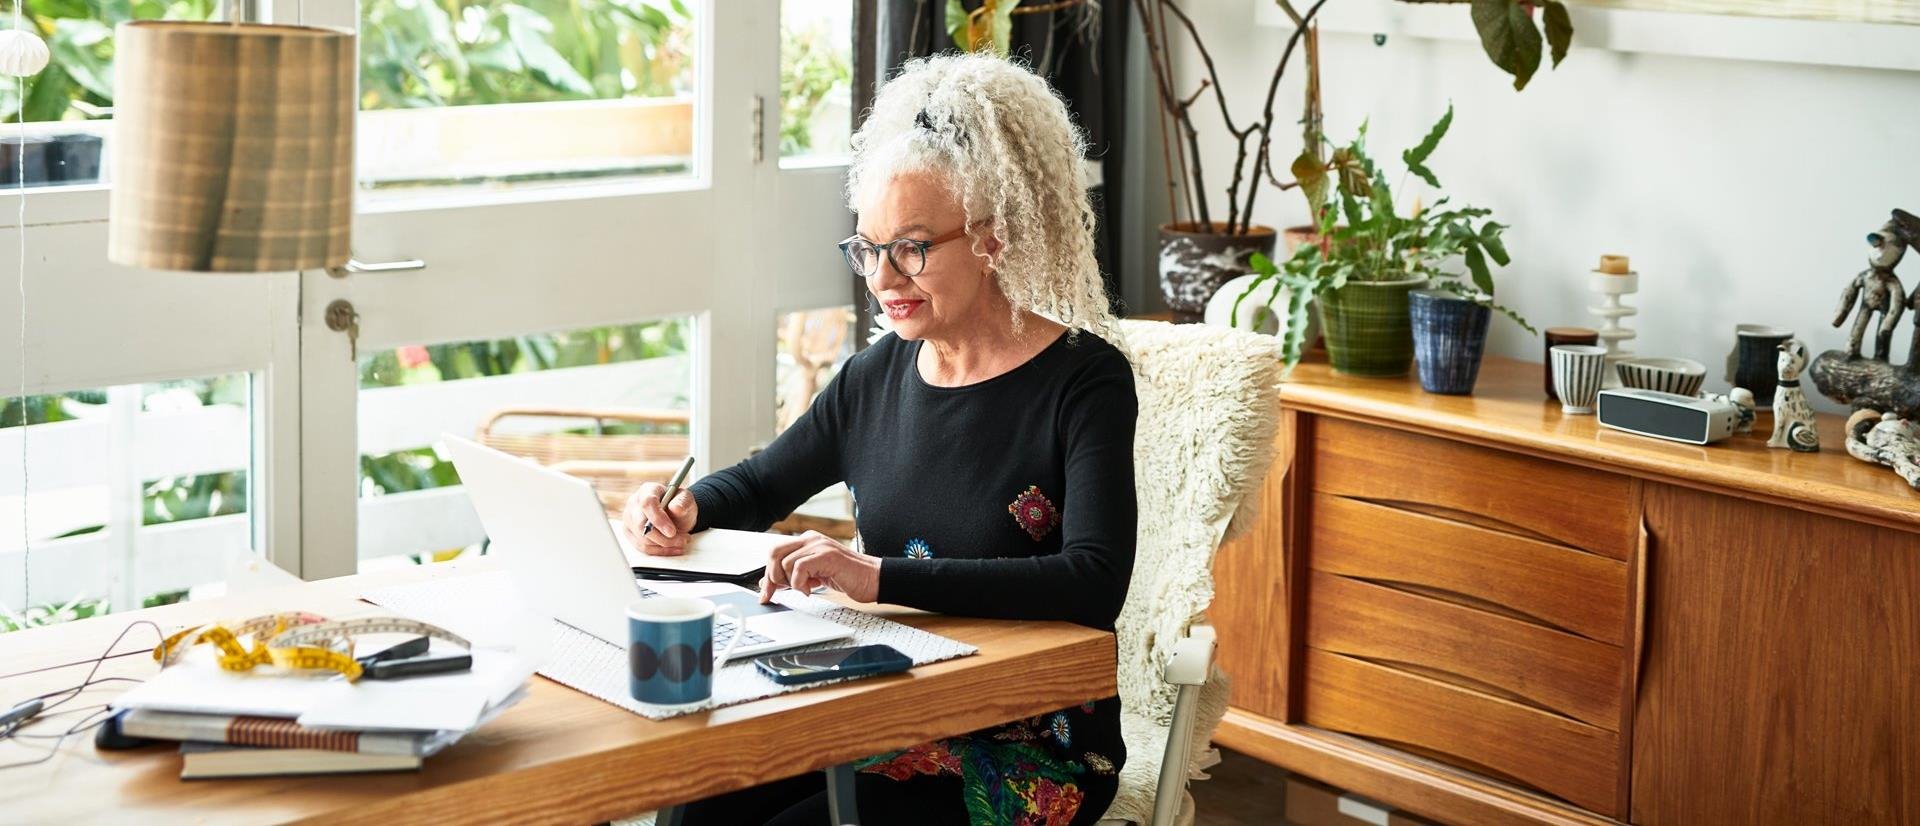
[1551,345,1610,415]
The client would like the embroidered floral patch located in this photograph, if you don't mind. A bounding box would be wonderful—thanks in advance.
[1083,752,1115,774]
[1048,713,1071,748]
[904,538,933,559]
[1008,485,1060,541]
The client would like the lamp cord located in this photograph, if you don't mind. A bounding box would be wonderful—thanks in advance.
[12,69,28,624]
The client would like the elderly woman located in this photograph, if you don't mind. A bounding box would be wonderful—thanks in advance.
[623,51,1134,826]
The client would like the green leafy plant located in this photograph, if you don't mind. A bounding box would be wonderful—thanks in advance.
[359,0,692,111]
[1399,0,1572,90]
[946,0,1019,55]
[1236,105,1533,370]
[0,0,691,123]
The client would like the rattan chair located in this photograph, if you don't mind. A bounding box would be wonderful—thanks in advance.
[475,406,690,515]
[474,406,856,540]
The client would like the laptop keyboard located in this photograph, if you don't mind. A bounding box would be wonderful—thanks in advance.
[636,585,773,649]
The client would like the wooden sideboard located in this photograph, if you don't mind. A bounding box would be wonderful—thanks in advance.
[1212,356,1920,826]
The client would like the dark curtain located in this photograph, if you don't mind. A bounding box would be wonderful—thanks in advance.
[851,0,1132,338]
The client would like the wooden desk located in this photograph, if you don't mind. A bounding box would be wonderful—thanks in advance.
[1212,356,1920,826]
[0,558,1116,824]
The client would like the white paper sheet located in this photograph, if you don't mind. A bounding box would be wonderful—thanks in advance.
[612,523,787,576]
[112,575,542,733]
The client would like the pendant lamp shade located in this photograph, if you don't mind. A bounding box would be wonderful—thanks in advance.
[107,21,355,273]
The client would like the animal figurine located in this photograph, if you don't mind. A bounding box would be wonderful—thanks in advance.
[1833,209,1917,360]
[1846,409,1920,491]
[1769,339,1820,452]
[1704,387,1757,434]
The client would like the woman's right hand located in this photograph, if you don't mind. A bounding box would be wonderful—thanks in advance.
[621,482,698,556]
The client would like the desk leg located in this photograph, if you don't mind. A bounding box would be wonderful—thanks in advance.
[655,805,685,826]
[825,762,859,825]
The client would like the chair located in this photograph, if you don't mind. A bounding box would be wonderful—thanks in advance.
[476,406,857,540]
[1097,319,1284,826]
[475,406,691,515]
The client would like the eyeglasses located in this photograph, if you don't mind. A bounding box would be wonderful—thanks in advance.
[837,225,969,278]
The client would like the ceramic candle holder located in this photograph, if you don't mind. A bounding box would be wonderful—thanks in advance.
[1582,268,1643,388]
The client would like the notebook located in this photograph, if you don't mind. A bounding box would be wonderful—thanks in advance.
[178,742,421,779]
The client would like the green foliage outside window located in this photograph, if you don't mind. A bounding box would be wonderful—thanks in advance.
[779,19,849,156]
[359,0,693,111]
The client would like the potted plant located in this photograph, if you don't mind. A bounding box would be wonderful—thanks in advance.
[1235,105,1532,384]
[1131,0,1327,322]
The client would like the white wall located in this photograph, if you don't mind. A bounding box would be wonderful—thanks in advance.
[1136,1,1920,404]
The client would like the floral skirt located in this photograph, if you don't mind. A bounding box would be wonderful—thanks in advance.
[853,698,1124,826]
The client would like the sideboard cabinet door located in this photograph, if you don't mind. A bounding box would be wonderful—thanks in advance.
[1633,483,1920,824]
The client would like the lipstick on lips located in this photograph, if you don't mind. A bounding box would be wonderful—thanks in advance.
[882,299,924,320]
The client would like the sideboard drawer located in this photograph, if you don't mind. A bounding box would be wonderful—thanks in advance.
[1313,417,1636,559]
[1304,570,1624,729]
[1310,494,1630,645]
[1301,648,1620,817]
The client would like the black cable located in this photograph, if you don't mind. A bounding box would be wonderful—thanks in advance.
[0,620,164,771]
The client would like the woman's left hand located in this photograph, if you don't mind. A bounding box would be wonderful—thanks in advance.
[760,531,881,604]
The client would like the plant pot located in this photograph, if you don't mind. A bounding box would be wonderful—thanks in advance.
[1283,224,1331,255]
[0,136,51,186]
[47,134,102,184]
[1409,289,1491,395]
[1317,275,1429,377]
[1157,221,1276,324]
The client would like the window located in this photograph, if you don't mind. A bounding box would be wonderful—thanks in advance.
[357,0,699,195]
[1,373,252,631]
[774,305,854,433]
[0,0,218,191]
[779,0,852,167]
[355,319,693,571]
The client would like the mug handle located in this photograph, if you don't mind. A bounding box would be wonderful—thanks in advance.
[712,604,746,666]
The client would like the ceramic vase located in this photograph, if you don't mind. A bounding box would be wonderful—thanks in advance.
[1734,324,1793,409]
[1317,275,1429,377]
[1409,290,1491,395]
[1157,222,1277,324]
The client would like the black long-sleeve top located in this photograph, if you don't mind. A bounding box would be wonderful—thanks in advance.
[690,328,1136,824]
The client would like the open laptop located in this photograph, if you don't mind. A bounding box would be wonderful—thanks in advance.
[442,435,852,660]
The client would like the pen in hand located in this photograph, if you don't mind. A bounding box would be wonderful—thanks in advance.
[641,455,697,537]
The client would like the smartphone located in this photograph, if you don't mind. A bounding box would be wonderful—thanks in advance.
[753,644,912,685]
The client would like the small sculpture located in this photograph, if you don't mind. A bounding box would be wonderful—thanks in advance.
[1811,209,1920,420]
[1703,387,1757,434]
[1832,211,1916,360]
[1769,339,1820,452]
[1845,409,1920,491]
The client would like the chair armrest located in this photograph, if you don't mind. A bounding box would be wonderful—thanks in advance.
[1163,625,1215,687]
[477,406,690,437]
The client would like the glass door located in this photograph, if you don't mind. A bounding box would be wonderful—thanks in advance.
[294,0,848,578]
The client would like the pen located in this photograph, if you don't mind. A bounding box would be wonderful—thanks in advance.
[641,455,697,537]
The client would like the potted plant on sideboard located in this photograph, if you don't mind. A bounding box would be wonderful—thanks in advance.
[1235,106,1532,383]
[1132,0,1328,322]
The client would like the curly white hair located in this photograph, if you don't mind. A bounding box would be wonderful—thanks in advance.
[847,51,1114,337]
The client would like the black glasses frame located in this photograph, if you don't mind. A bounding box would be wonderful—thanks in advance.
[836,225,969,278]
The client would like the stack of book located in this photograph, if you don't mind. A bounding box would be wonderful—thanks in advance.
[119,709,473,780]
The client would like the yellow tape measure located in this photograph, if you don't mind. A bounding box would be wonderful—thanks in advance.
[154,613,470,682]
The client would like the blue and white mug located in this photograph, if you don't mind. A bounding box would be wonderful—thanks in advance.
[627,597,744,710]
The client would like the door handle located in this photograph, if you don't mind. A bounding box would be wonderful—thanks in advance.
[328,257,426,278]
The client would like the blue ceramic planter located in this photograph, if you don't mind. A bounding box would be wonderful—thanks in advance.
[1409,290,1491,395]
